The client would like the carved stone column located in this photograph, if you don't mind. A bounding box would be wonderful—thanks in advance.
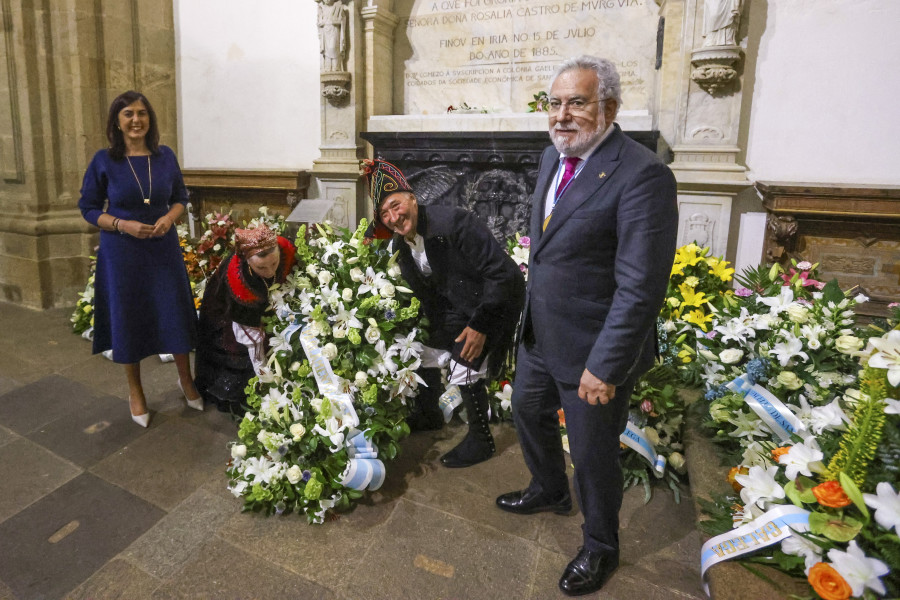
[655,0,752,259]
[297,0,368,230]
[361,0,399,120]
[0,0,177,308]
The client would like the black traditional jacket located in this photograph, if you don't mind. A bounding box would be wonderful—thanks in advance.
[393,204,525,370]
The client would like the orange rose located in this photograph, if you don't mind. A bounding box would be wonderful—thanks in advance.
[771,446,790,462]
[808,562,851,600]
[726,466,749,493]
[557,408,566,428]
[812,480,852,508]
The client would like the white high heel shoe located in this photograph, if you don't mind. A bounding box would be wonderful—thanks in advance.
[129,397,150,428]
[177,379,204,411]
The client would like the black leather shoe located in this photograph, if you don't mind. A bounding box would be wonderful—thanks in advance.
[558,547,618,596]
[495,488,572,515]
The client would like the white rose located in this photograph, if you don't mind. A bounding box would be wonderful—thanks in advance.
[662,319,677,333]
[387,264,402,279]
[669,452,686,473]
[380,283,396,298]
[644,427,660,446]
[310,398,324,413]
[231,444,247,459]
[286,465,302,484]
[835,335,863,355]
[719,348,744,365]
[290,361,301,372]
[306,264,318,277]
[213,243,221,252]
[322,343,338,361]
[777,371,803,390]
[342,288,354,302]
[365,326,381,344]
[349,267,364,282]
[333,324,348,339]
[289,423,306,440]
[785,304,810,324]
[354,371,369,387]
[318,271,333,285]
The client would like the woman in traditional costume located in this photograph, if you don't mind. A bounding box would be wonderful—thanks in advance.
[78,91,201,427]
[194,225,296,414]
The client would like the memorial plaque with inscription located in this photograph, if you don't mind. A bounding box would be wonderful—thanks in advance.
[393,0,660,114]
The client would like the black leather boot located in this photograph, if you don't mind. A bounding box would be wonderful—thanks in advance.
[440,382,495,468]
[406,368,445,432]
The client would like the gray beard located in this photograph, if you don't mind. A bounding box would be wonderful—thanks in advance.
[549,119,606,156]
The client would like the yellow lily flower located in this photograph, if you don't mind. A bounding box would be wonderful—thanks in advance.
[678,283,709,308]
[683,308,714,332]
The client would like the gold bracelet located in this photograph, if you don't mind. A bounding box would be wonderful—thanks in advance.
[112,218,119,232]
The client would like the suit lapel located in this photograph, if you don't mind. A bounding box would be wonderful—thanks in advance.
[530,148,558,246]
[535,127,626,253]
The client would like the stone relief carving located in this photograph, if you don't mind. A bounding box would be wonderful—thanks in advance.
[690,0,744,95]
[823,255,876,276]
[405,165,535,242]
[681,213,714,247]
[690,126,725,140]
[764,214,798,263]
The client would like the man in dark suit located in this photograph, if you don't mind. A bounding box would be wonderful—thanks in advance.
[495,56,678,596]
[362,159,525,468]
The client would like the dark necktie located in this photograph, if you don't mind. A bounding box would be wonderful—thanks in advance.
[544,156,582,231]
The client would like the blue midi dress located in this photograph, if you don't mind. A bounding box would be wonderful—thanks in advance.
[78,146,197,364]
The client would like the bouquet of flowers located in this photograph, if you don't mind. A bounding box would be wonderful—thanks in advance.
[699,345,899,598]
[70,251,98,336]
[225,220,427,523]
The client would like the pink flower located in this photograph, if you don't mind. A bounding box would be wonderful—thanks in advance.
[780,268,822,288]
[796,261,813,270]
[889,302,899,308]
[735,287,752,297]
[519,264,527,273]
[640,399,653,414]
[519,236,531,248]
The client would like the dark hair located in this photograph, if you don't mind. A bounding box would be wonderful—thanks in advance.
[105,90,160,160]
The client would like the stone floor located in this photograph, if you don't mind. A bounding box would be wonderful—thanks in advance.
[0,302,705,600]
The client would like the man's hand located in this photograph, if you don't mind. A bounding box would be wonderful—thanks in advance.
[454,326,486,364]
[578,369,615,405]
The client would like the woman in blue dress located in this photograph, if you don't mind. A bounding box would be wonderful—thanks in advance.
[78,91,203,427]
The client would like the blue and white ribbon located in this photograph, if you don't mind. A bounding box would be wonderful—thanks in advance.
[298,325,360,432]
[700,504,810,594]
[338,429,385,491]
[726,374,805,442]
[619,421,666,476]
[438,385,463,423]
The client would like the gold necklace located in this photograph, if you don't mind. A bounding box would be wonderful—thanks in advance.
[126,155,152,205]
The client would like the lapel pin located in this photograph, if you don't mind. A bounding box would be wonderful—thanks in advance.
[599,171,606,179]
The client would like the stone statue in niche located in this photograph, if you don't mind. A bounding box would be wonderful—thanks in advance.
[702,0,743,47]
[317,0,348,72]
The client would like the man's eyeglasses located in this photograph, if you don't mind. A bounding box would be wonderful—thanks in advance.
[547,98,602,116]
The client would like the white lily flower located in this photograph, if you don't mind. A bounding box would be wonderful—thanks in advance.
[885,397,900,414]
[734,465,785,509]
[393,329,423,363]
[320,239,345,264]
[358,266,388,296]
[854,293,869,303]
[828,540,889,597]
[393,360,425,398]
[495,383,513,411]
[863,482,900,533]
[780,534,823,574]
[807,398,849,435]
[777,436,824,480]
[728,411,769,439]
[714,312,756,345]
[758,287,795,315]
[772,333,809,367]
[333,302,363,330]
[867,329,900,386]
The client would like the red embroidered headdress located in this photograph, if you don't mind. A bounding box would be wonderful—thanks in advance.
[235,225,278,258]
